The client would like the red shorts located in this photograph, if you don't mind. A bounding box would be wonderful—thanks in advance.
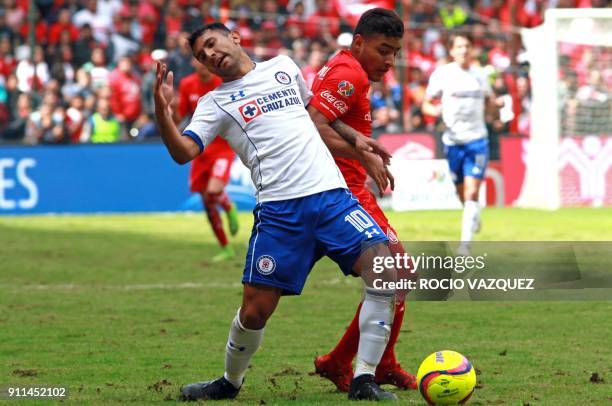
[189,151,235,193]
[351,187,415,298]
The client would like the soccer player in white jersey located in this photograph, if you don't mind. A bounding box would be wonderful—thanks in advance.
[153,23,400,401]
[422,34,502,253]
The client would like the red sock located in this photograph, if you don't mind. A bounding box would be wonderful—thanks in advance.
[377,301,406,371]
[216,192,232,212]
[328,302,362,367]
[203,194,228,247]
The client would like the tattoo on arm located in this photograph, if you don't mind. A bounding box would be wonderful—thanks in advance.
[331,120,361,147]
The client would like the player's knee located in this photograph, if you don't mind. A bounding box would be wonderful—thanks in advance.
[207,178,225,195]
[464,188,479,202]
[357,242,399,293]
[239,305,269,330]
[202,192,215,207]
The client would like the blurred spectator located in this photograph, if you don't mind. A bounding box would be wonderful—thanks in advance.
[80,0,123,44]
[80,97,122,143]
[0,7,16,43]
[165,0,185,39]
[66,93,86,143]
[488,37,511,71]
[166,33,193,85]
[231,6,255,50]
[0,36,16,81]
[73,24,99,68]
[50,45,75,87]
[574,70,610,135]
[108,15,139,64]
[2,92,30,141]
[63,68,93,100]
[286,1,306,35]
[120,0,159,45]
[300,49,324,88]
[516,76,531,135]
[304,0,340,39]
[49,8,79,45]
[16,46,49,93]
[108,56,141,130]
[372,106,401,138]
[439,0,468,29]
[25,102,69,145]
[3,0,24,33]
[141,49,167,117]
[85,47,110,89]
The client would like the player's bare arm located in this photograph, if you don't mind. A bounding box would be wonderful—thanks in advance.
[422,94,442,117]
[307,105,394,196]
[307,105,366,160]
[330,119,395,195]
[485,95,504,120]
[330,119,392,165]
[154,61,201,164]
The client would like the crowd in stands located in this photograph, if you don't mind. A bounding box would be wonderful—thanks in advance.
[0,0,609,148]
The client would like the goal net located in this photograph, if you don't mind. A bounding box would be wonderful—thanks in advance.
[518,8,612,209]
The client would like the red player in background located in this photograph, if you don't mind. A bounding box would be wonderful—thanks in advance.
[308,8,417,392]
[176,58,239,262]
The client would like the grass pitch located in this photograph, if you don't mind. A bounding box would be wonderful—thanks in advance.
[1,208,611,405]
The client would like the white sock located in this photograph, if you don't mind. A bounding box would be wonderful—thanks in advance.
[354,289,394,378]
[461,200,480,242]
[224,308,264,389]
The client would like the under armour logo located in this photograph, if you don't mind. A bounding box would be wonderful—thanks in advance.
[365,228,380,239]
[230,90,246,102]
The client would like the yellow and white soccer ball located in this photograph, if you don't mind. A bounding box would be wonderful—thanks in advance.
[417,350,477,405]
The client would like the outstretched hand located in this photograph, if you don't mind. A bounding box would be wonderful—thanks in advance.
[355,135,393,165]
[361,152,395,198]
[153,61,175,117]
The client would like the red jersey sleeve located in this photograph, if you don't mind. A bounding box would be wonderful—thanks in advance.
[309,64,365,122]
[177,80,190,119]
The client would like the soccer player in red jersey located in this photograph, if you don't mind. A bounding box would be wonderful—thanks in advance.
[307,8,418,392]
[177,58,239,262]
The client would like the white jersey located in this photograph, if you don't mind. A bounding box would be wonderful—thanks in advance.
[184,55,346,202]
[426,62,492,146]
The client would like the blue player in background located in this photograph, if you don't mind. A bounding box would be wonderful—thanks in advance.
[423,34,504,255]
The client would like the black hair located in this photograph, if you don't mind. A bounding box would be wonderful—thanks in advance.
[447,32,473,49]
[353,8,404,39]
[188,23,231,49]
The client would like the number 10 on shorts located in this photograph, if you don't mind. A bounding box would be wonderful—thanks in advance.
[345,210,380,239]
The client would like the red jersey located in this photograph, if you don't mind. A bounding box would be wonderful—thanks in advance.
[178,73,231,156]
[310,50,372,189]
[108,69,141,122]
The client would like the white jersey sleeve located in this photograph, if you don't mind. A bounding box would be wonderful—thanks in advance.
[482,71,493,98]
[295,66,313,105]
[182,93,223,152]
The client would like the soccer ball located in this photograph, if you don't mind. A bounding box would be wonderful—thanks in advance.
[416,350,476,405]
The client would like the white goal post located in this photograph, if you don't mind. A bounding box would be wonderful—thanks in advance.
[518,8,612,209]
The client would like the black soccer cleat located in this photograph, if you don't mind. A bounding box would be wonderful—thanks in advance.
[179,376,241,401]
[348,374,398,401]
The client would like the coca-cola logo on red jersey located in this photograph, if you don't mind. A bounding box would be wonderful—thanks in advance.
[319,90,348,114]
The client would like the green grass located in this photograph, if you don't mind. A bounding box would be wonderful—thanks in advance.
[1,208,611,405]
